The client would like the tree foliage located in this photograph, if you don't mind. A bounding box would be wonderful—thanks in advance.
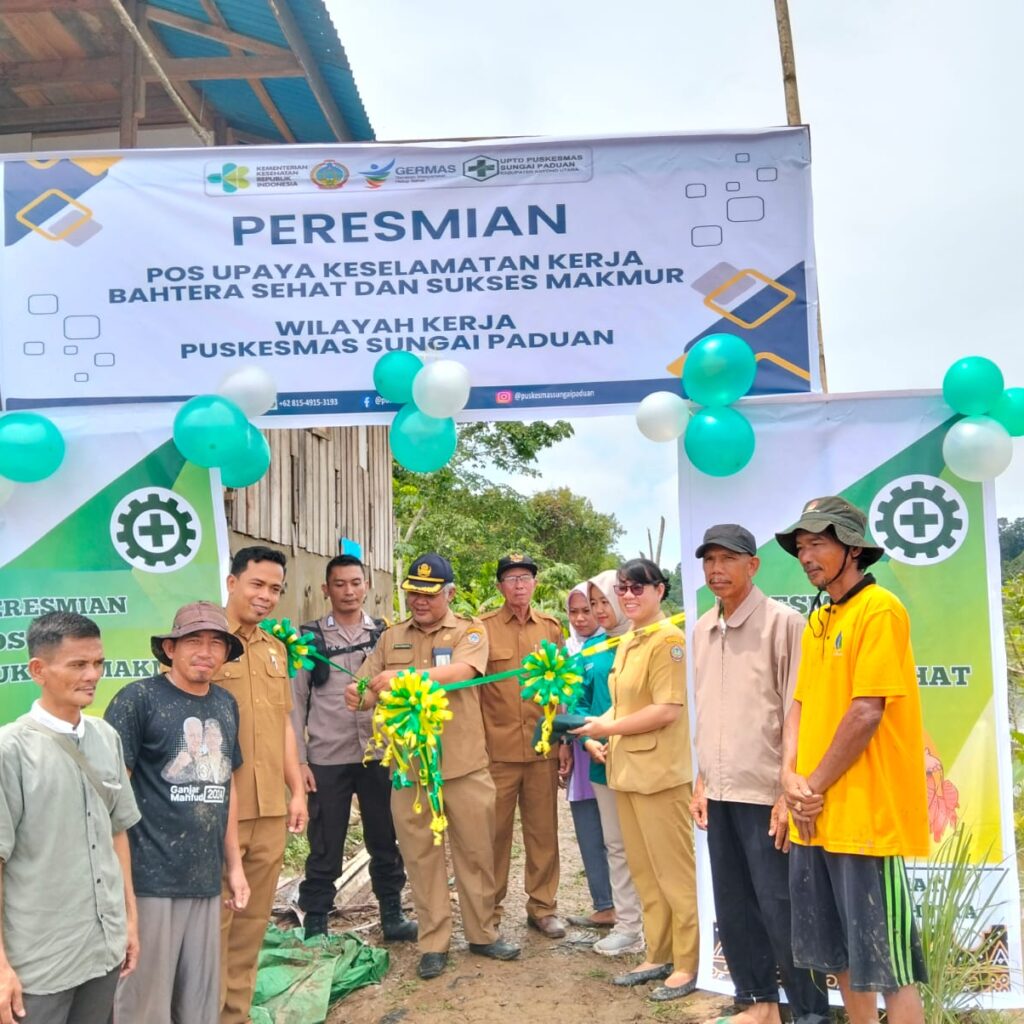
[999,517,1024,574]
[392,421,625,617]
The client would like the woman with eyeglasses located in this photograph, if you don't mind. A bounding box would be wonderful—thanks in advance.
[572,558,698,1002]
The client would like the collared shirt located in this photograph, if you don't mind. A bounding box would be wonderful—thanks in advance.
[213,617,292,820]
[357,610,489,781]
[29,700,86,739]
[292,611,380,765]
[0,714,140,995]
[479,604,564,762]
[606,623,691,795]
[692,586,804,805]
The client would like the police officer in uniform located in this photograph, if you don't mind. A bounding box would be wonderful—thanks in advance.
[345,553,521,981]
[480,553,567,938]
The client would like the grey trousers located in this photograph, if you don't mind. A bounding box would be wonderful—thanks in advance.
[22,967,119,1024]
[114,896,220,1024]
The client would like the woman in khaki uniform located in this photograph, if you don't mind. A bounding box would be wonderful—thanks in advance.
[574,558,698,1002]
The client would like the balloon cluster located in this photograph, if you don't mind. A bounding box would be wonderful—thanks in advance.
[637,333,757,477]
[173,367,277,487]
[374,352,470,473]
[0,411,66,508]
[941,356,1022,482]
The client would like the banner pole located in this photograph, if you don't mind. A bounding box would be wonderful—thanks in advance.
[774,0,828,392]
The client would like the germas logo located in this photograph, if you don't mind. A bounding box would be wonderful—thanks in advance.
[359,159,395,189]
[206,163,249,193]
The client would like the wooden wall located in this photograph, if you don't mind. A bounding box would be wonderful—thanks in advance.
[226,425,394,575]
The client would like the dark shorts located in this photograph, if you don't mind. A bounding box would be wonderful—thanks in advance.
[789,844,926,993]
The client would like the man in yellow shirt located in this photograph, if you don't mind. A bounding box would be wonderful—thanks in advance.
[776,497,928,1024]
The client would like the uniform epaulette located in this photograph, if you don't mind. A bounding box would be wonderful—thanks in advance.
[478,608,502,620]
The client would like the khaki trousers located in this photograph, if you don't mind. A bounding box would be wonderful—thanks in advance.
[219,815,287,1024]
[592,781,643,933]
[614,783,699,971]
[392,768,499,953]
[489,758,560,919]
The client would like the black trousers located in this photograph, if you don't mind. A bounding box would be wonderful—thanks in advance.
[298,760,407,914]
[707,799,829,1021]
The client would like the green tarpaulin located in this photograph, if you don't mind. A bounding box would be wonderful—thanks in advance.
[250,925,389,1024]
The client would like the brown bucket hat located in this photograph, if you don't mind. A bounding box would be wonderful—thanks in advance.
[775,496,885,567]
[150,601,244,666]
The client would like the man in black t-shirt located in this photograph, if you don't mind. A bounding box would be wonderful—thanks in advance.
[105,602,250,1024]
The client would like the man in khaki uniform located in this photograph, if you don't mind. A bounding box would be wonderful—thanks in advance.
[215,546,308,1024]
[480,553,567,938]
[346,553,521,981]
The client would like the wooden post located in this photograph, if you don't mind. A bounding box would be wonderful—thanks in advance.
[118,0,140,147]
[773,0,828,391]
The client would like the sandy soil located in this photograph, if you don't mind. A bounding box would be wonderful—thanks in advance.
[319,798,734,1024]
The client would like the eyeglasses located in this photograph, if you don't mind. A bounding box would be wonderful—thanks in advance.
[501,574,534,586]
[613,582,649,597]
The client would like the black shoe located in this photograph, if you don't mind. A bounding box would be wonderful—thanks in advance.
[468,939,521,961]
[611,963,672,986]
[418,952,448,979]
[303,912,328,939]
[379,894,418,942]
[648,978,697,1002]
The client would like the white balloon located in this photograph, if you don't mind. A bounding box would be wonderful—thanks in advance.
[0,475,16,507]
[411,360,472,418]
[636,391,690,442]
[942,415,1013,481]
[217,366,278,418]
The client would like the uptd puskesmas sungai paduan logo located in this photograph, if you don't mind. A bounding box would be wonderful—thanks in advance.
[869,475,969,566]
[110,488,202,574]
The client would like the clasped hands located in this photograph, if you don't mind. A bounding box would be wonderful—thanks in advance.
[782,769,824,843]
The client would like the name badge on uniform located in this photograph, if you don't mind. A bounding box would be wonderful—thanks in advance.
[432,647,453,667]
[393,643,413,650]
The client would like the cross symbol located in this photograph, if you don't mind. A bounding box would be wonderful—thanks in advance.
[138,511,176,548]
[466,158,496,178]
[899,500,940,538]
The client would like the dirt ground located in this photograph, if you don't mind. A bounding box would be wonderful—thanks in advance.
[315,798,734,1024]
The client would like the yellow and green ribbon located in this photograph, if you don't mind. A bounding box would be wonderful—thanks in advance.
[520,638,584,755]
[365,669,452,845]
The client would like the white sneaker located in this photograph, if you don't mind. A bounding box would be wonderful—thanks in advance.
[593,930,645,956]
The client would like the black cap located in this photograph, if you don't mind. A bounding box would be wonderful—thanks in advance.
[401,553,454,595]
[496,552,539,580]
[695,524,757,559]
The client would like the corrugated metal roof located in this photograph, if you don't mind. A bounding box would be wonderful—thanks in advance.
[148,0,374,143]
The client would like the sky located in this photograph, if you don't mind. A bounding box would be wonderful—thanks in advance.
[327,0,1023,569]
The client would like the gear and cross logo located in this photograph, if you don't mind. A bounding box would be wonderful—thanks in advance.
[868,475,968,566]
[110,487,202,573]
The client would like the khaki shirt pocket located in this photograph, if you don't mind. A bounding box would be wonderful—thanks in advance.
[488,646,515,669]
[384,648,415,671]
[263,656,289,706]
[620,732,657,753]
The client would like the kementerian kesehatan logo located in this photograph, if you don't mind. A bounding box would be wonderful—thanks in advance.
[463,155,499,182]
[110,487,202,574]
[358,159,395,189]
[207,163,249,193]
[869,475,968,566]
[310,159,349,189]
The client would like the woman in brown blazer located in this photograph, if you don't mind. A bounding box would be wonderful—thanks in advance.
[573,558,698,1002]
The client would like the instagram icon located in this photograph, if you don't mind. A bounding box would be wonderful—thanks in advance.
[495,390,513,404]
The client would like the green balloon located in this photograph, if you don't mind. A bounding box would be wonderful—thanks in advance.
[684,406,755,477]
[990,387,1024,437]
[0,411,65,482]
[373,351,424,404]
[390,405,457,473]
[220,425,271,488]
[942,356,1004,416]
[682,333,757,407]
[173,395,249,468]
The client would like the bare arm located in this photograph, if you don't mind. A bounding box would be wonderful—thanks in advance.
[283,721,308,833]
[223,778,250,912]
[806,697,885,794]
[0,865,25,1023]
[780,700,820,843]
[574,702,681,740]
[112,832,138,978]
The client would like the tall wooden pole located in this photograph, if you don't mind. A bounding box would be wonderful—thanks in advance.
[774,0,828,391]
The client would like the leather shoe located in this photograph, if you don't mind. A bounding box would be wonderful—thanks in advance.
[611,963,672,986]
[527,914,567,939]
[417,952,447,979]
[649,978,697,1001]
[468,939,521,961]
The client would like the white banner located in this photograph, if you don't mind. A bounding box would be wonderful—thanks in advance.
[0,130,817,423]
[679,391,1023,1007]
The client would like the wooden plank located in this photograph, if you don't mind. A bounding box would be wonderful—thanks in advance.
[135,16,212,131]
[5,11,90,60]
[143,4,292,58]
[0,99,119,127]
[266,0,351,141]
[156,54,302,81]
[118,0,139,148]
